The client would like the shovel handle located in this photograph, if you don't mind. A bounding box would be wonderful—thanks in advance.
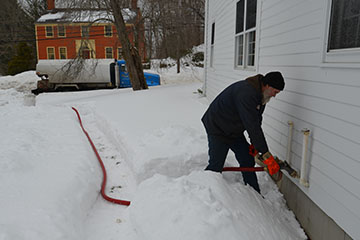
[222,166,266,172]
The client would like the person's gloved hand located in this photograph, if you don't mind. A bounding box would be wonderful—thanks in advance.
[248,144,258,157]
[261,152,280,175]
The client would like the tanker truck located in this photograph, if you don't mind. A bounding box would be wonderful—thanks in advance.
[33,59,160,93]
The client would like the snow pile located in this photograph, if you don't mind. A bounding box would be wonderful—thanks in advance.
[0,71,38,92]
[0,72,102,239]
[36,12,65,22]
[130,171,304,240]
[132,125,208,182]
[0,67,306,240]
[0,71,38,106]
[0,104,102,239]
[159,66,203,85]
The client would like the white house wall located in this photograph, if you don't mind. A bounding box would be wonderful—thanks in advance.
[204,0,360,239]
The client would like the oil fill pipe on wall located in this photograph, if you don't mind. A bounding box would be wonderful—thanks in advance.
[286,121,294,165]
[300,128,310,188]
[72,107,131,206]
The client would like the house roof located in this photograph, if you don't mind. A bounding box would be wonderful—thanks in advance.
[54,0,107,9]
[36,9,137,24]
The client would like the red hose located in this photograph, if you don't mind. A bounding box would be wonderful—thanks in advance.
[72,107,131,206]
[222,166,265,172]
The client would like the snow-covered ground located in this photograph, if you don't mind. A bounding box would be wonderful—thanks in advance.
[0,65,307,240]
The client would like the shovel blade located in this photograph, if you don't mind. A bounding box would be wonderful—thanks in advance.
[255,156,299,183]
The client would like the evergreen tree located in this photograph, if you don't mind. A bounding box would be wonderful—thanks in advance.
[7,43,33,75]
[0,0,47,75]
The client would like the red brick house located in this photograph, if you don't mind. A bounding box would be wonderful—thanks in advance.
[35,0,146,61]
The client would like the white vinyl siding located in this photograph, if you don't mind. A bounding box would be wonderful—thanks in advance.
[204,0,360,239]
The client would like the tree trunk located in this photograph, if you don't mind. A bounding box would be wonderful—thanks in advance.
[110,0,147,91]
[177,57,180,74]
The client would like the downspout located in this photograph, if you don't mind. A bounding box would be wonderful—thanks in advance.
[286,121,294,165]
[300,128,310,187]
[256,0,264,72]
[203,0,210,97]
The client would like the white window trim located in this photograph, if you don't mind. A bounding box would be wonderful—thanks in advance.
[234,0,258,71]
[321,0,360,68]
[235,31,257,70]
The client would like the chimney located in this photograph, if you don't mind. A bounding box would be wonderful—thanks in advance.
[47,0,55,10]
[131,0,138,9]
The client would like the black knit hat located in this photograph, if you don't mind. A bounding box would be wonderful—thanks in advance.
[262,71,285,90]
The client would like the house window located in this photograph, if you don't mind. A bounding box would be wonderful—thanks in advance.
[105,47,113,59]
[117,47,123,59]
[81,26,90,38]
[58,25,66,37]
[105,25,112,37]
[47,47,55,59]
[235,0,257,68]
[210,22,215,67]
[45,26,53,37]
[328,0,360,51]
[59,47,67,59]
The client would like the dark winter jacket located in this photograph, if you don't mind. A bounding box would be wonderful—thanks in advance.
[201,74,269,153]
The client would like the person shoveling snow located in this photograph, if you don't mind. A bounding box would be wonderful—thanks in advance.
[202,72,286,193]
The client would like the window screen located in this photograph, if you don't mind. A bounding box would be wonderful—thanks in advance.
[246,0,257,30]
[236,0,245,34]
[329,0,360,50]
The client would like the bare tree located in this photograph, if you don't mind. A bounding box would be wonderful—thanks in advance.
[22,0,48,22]
[140,0,204,73]
[109,0,147,90]
[141,0,165,62]
[182,0,205,22]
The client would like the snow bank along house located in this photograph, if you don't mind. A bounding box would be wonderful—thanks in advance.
[35,0,145,61]
[203,0,360,239]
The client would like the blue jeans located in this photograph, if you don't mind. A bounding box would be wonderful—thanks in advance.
[205,134,260,193]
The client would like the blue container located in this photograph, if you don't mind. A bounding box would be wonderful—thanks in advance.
[117,60,160,88]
